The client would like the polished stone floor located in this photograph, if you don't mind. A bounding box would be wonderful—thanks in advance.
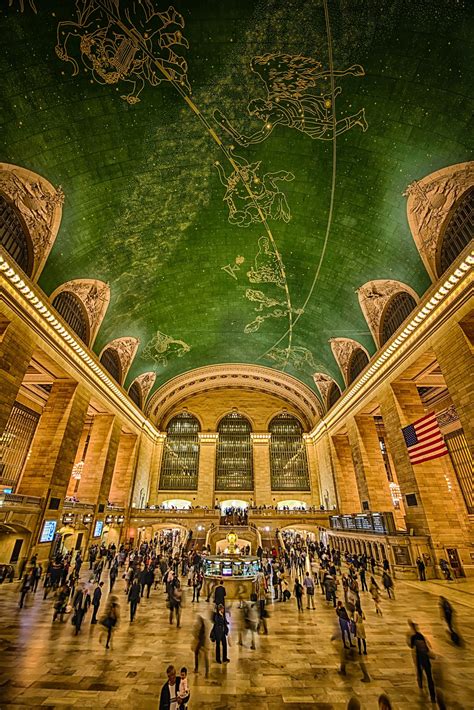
[0,566,473,709]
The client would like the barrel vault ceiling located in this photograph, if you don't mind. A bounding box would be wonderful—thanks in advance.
[1,0,472,399]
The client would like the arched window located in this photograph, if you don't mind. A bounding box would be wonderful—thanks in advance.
[0,195,33,276]
[380,291,417,345]
[128,381,142,408]
[437,187,473,276]
[327,381,342,409]
[215,412,253,491]
[100,347,122,384]
[159,412,200,490]
[347,348,369,385]
[269,413,310,491]
[52,291,90,345]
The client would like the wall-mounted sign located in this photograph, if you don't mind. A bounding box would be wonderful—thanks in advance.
[39,519,57,543]
[105,515,114,524]
[117,515,125,524]
[93,520,104,538]
[62,513,75,525]
[83,514,93,524]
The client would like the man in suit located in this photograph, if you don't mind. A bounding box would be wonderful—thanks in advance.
[214,580,226,609]
[91,581,104,624]
[159,665,190,709]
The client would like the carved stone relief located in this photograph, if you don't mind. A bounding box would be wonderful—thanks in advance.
[313,372,335,410]
[133,371,156,404]
[0,163,64,280]
[51,279,110,346]
[329,338,368,385]
[404,161,474,280]
[104,337,139,382]
[357,279,419,346]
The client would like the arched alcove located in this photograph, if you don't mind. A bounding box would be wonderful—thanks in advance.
[159,412,200,491]
[215,412,253,491]
[269,413,309,491]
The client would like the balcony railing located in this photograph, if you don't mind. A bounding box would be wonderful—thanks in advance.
[0,493,43,508]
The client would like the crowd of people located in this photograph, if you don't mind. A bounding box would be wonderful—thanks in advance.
[7,525,464,709]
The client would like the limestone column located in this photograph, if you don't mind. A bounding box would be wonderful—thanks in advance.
[147,434,165,506]
[197,433,218,508]
[130,433,155,507]
[432,318,474,457]
[304,436,321,506]
[379,381,471,569]
[77,414,119,504]
[252,433,271,506]
[314,432,338,510]
[330,434,361,513]
[108,433,138,544]
[18,380,90,562]
[0,316,36,436]
[18,380,90,500]
[346,415,395,512]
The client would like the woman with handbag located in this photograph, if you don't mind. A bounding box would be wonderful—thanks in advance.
[211,604,230,663]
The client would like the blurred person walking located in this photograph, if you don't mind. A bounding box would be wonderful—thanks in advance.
[408,620,436,703]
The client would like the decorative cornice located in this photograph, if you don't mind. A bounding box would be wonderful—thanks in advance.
[357,279,419,347]
[147,364,321,430]
[198,433,219,442]
[309,248,473,443]
[0,247,157,440]
[50,279,110,347]
[0,163,63,281]
[101,336,139,383]
[329,338,369,386]
[404,161,474,281]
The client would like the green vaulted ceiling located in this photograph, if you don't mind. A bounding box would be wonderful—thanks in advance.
[1,0,473,396]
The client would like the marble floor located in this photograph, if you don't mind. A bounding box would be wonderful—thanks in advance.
[0,568,473,710]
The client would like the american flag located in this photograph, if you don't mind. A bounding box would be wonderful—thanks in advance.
[402,412,448,465]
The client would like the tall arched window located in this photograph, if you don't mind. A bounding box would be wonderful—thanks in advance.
[380,291,417,345]
[327,381,342,409]
[0,195,33,276]
[52,291,90,345]
[159,412,200,490]
[215,412,253,491]
[128,381,142,408]
[348,348,369,385]
[100,347,122,383]
[438,187,473,276]
[269,413,310,491]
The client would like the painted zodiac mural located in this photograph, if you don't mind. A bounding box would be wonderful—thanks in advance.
[214,154,294,226]
[55,0,190,103]
[214,53,367,145]
[141,330,190,367]
[266,346,319,373]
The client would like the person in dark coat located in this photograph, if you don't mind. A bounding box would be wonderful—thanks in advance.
[159,664,190,709]
[142,567,154,598]
[211,604,229,663]
[91,581,104,623]
[72,584,91,634]
[127,577,141,622]
[214,581,226,609]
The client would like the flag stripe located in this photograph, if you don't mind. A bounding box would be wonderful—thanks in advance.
[410,444,448,463]
[410,449,449,465]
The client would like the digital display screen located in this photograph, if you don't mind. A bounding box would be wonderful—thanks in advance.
[93,520,104,538]
[222,565,233,576]
[40,519,57,543]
